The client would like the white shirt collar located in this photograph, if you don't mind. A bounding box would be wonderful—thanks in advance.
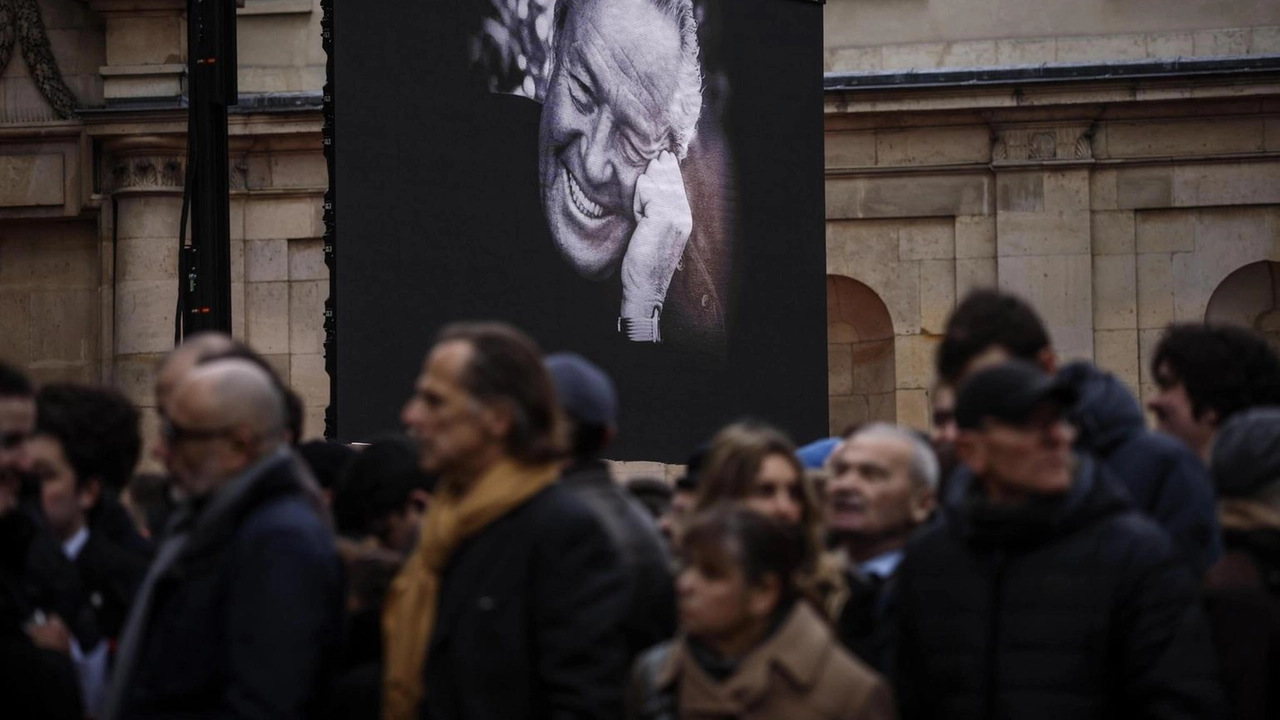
[62,525,90,560]
[858,548,904,580]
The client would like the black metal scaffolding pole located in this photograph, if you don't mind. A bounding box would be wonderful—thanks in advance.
[181,0,238,337]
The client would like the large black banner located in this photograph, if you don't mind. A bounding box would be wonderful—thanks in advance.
[331,0,826,461]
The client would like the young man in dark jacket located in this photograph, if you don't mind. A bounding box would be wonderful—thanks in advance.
[104,359,344,720]
[936,290,1221,576]
[545,352,676,663]
[895,361,1222,720]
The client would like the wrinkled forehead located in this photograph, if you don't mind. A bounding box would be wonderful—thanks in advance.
[559,0,684,120]
[0,396,34,433]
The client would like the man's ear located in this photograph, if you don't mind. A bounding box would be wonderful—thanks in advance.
[479,400,514,441]
[1038,347,1058,375]
[78,476,102,513]
[909,485,936,525]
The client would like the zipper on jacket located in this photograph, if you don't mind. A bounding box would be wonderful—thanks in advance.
[982,552,1007,720]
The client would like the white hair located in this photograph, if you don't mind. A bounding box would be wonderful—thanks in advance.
[850,423,940,491]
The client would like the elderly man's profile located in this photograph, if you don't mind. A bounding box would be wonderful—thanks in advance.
[473,0,734,354]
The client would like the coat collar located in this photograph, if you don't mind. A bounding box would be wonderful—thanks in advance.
[656,601,833,713]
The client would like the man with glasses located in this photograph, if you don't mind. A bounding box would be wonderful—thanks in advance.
[894,360,1222,720]
[104,359,343,720]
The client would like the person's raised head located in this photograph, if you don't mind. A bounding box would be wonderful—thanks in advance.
[826,423,937,561]
[697,421,811,529]
[676,505,801,658]
[402,322,564,489]
[164,358,287,498]
[953,360,1078,503]
[540,0,703,280]
[154,332,238,414]
[937,290,1055,386]
[31,384,141,542]
[197,343,306,445]
[1149,323,1280,460]
[0,361,35,487]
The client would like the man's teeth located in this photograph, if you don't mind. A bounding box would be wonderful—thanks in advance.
[565,167,605,219]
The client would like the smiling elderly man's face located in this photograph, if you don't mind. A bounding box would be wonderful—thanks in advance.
[538,0,685,280]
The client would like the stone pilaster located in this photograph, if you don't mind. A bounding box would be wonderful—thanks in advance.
[89,0,187,103]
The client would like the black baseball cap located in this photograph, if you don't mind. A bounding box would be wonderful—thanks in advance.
[955,360,1077,430]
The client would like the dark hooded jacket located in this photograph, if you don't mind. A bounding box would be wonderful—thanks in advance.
[1058,361,1222,575]
[895,455,1222,720]
[1204,407,1280,720]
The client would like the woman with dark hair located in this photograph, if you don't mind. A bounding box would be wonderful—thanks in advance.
[694,421,846,618]
[627,506,893,720]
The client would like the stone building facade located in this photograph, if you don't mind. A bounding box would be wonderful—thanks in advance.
[823,0,1280,434]
[0,0,328,466]
[1,0,1278,464]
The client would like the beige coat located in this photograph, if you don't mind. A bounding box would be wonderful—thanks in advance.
[628,601,896,720]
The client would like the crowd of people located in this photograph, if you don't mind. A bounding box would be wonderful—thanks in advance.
[1,289,1278,720]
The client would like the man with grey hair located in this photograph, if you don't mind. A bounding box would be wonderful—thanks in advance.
[540,0,722,347]
[825,422,938,672]
[104,359,343,720]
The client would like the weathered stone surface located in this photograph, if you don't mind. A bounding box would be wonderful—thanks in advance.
[829,395,868,435]
[244,196,322,241]
[895,334,941,390]
[1106,118,1265,158]
[955,216,997,259]
[1093,254,1138,330]
[1092,211,1136,255]
[245,281,290,355]
[1090,168,1118,211]
[245,239,289,282]
[115,280,176,356]
[1135,210,1196,254]
[899,219,955,261]
[1116,166,1174,209]
[0,227,98,287]
[828,344,853,395]
[919,260,956,335]
[1044,170,1090,212]
[997,172,1045,213]
[289,279,327,355]
[896,389,930,431]
[0,292,32,365]
[1136,253,1175,329]
[1057,34,1147,63]
[825,131,877,169]
[956,258,998,297]
[997,211,1091,256]
[875,126,990,167]
[1172,162,1280,207]
[1192,28,1250,56]
[1146,32,1195,58]
[1094,329,1141,395]
[0,154,64,207]
[995,38,1058,65]
[827,174,991,219]
[999,254,1094,360]
[116,237,177,282]
[106,16,184,67]
[117,195,184,241]
[288,239,328,281]
[290,352,330,409]
[851,339,896,394]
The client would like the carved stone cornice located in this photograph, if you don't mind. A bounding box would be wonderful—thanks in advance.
[991,122,1095,167]
[101,135,250,193]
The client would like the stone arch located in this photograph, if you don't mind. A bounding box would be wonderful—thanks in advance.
[827,275,896,434]
[1205,261,1280,352]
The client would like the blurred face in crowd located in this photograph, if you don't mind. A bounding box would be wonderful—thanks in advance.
[1148,362,1217,458]
[29,435,96,543]
[826,433,933,545]
[163,379,260,499]
[659,486,697,545]
[677,537,778,646]
[747,452,803,527]
[957,401,1076,502]
[381,491,431,554]
[539,0,684,279]
[931,384,958,449]
[0,394,35,512]
[402,341,509,484]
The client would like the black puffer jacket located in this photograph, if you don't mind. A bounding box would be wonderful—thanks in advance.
[896,455,1222,720]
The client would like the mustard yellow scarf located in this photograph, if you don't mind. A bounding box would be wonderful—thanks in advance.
[382,459,560,720]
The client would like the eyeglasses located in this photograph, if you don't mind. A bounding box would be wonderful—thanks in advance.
[161,418,236,445]
[0,431,29,451]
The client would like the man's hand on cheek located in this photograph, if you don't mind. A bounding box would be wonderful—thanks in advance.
[620,150,693,319]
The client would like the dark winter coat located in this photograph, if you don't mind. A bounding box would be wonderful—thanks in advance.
[1058,361,1223,576]
[113,450,344,720]
[421,482,630,720]
[561,459,676,662]
[896,455,1223,720]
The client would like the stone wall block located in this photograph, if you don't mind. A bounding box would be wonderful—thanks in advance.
[288,239,328,281]
[1192,28,1250,57]
[895,334,940,390]
[997,210,1091,256]
[289,280,328,354]
[231,281,246,341]
[956,258,998,297]
[875,126,990,167]
[106,16,185,67]
[997,172,1045,213]
[995,38,1057,65]
[895,389,930,431]
[114,354,160,407]
[114,280,176,356]
[919,259,956,335]
[827,175,991,219]
[1092,211,1136,255]
[955,216,997,259]
[1254,27,1280,54]
[1106,118,1265,158]
[245,239,289,282]
[899,220,955,260]
[1116,167,1173,209]
[882,43,946,70]
[1136,210,1196,254]
[826,46,883,74]
[1057,34,1146,63]
[998,254,1094,361]
[229,239,245,285]
[828,344,853,395]
[290,353,330,408]
[1092,254,1137,330]
[236,14,312,68]
[867,392,897,424]
[1138,327,1166,407]
[118,195,184,242]
[1136,252,1175,329]
[0,292,31,365]
[245,281,290,354]
[0,231,98,287]
[1044,170,1090,211]
[1266,117,1280,152]
[825,131,877,169]
[1173,162,1280,207]
[829,395,869,436]
[1089,168,1118,211]
[851,340,896,393]
[1093,329,1141,395]
[244,196,322,241]
[230,198,246,241]
[941,41,998,67]
[1146,32,1195,59]
[116,237,178,282]
[826,220,898,278]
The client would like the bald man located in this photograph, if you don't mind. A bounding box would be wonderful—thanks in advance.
[104,360,343,720]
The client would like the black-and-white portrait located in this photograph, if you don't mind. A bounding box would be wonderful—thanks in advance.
[334,0,825,459]
[472,0,735,354]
